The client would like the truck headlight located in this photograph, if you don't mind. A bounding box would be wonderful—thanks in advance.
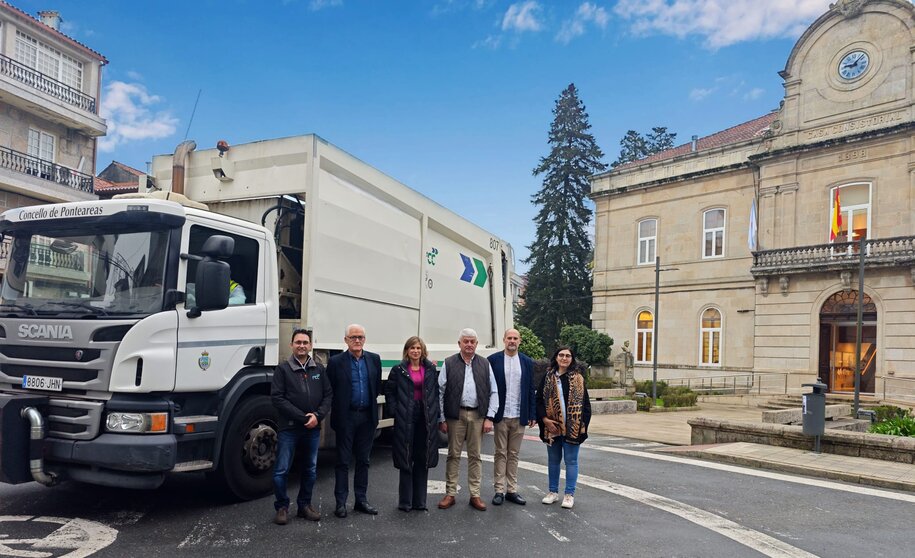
[105,412,168,434]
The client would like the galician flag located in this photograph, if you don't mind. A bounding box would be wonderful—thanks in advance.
[829,189,842,241]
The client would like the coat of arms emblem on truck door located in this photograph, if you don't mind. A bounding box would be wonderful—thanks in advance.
[198,350,211,371]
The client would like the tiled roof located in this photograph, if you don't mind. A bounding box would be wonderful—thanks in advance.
[93,177,137,193]
[111,161,145,177]
[613,112,778,171]
[0,2,107,63]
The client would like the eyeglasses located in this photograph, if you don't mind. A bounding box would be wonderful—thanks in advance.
[557,353,572,359]
[347,335,366,341]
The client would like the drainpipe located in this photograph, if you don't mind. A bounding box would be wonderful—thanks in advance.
[20,407,57,486]
[171,140,197,195]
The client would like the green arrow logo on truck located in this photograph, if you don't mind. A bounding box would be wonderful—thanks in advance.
[459,254,487,288]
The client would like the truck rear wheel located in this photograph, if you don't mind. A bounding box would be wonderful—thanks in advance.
[215,395,279,501]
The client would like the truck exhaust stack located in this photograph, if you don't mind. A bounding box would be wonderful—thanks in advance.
[20,407,57,486]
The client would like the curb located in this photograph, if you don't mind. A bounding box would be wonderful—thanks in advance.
[676,449,915,493]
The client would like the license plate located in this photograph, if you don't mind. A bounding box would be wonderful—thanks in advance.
[21,375,63,392]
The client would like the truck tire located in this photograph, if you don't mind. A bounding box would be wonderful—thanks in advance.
[215,395,279,501]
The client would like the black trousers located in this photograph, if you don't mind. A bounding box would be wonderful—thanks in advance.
[334,408,374,506]
[399,405,429,509]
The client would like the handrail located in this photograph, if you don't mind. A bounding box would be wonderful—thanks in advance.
[883,376,915,403]
[0,146,94,193]
[0,52,96,113]
[663,372,791,395]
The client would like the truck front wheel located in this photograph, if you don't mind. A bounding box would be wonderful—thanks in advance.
[215,395,279,500]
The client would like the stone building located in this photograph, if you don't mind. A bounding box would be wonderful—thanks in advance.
[0,5,107,276]
[590,0,915,396]
[95,161,148,199]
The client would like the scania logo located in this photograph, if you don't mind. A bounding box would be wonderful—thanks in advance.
[18,324,73,340]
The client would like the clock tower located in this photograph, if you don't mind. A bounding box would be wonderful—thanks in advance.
[769,0,914,148]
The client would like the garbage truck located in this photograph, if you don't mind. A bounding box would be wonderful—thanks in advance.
[0,135,514,499]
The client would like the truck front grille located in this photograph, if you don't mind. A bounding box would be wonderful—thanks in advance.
[0,345,101,362]
[2,365,99,383]
[46,398,103,440]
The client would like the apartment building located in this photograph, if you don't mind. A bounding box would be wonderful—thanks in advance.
[0,4,107,276]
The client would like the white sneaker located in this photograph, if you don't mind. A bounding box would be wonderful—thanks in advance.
[561,494,574,509]
[541,492,559,505]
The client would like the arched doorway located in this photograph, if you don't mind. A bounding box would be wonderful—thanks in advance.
[817,291,877,393]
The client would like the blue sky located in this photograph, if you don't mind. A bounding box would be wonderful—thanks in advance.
[18,0,839,270]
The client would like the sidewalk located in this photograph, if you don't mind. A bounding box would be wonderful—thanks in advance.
[587,400,915,493]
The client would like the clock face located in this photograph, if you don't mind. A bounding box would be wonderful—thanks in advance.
[838,50,869,80]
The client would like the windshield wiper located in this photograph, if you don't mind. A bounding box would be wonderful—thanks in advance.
[0,302,37,316]
[39,301,109,316]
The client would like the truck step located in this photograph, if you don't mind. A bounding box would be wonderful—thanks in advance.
[173,460,214,472]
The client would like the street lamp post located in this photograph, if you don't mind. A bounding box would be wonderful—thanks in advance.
[652,256,678,402]
[652,257,660,401]
[853,236,865,415]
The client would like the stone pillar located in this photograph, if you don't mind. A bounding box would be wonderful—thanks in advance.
[759,185,778,250]
[777,183,799,248]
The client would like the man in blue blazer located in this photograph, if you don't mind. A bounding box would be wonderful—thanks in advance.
[326,324,382,518]
[487,328,536,506]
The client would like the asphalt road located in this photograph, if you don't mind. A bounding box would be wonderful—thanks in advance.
[2,432,914,557]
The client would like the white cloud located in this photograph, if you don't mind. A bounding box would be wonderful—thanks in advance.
[689,87,715,101]
[744,87,765,100]
[614,0,831,48]
[557,2,610,44]
[502,1,543,32]
[126,70,144,81]
[472,35,502,49]
[98,81,178,152]
[432,0,492,14]
[308,0,342,11]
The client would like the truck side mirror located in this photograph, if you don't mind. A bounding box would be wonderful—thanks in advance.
[185,234,234,317]
[188,259,230,317]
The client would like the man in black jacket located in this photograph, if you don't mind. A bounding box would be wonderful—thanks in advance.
[326,324,382,518]
[271,328,332,525]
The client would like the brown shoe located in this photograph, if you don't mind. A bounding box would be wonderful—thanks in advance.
[297,505,320,521]
[438,495,456,509]
[469,496,487,511]
[274,507,288,525]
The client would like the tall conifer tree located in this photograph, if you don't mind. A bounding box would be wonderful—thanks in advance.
[518,83,606,349]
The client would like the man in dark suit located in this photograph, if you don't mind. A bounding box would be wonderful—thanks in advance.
[326,324,382,518]
[487,328,536,506]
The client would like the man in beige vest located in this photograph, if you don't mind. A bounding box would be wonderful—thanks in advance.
[437,328,498,511]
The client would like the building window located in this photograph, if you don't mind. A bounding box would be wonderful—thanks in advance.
[829,182,871,246]
[15,30,83,90]
[703,208,725,259]
[700,307,722,365]
[636,310,653,363]
[27,128,54,179]
[28,129,54,162]
[638,219,657,265]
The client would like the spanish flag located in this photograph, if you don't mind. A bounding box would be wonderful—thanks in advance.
[830,189,842,241]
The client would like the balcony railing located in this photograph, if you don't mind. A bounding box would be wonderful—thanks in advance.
[0,52,96,113]
[0,146,94,193]
[29,244,85,272]
[0,240,85,274]
[0,238,9,271]
[751,236,915,276]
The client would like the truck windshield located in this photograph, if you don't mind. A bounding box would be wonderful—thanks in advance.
[0,227,171,318]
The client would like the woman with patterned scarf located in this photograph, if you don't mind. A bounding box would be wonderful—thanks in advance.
[536,346,591,509]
